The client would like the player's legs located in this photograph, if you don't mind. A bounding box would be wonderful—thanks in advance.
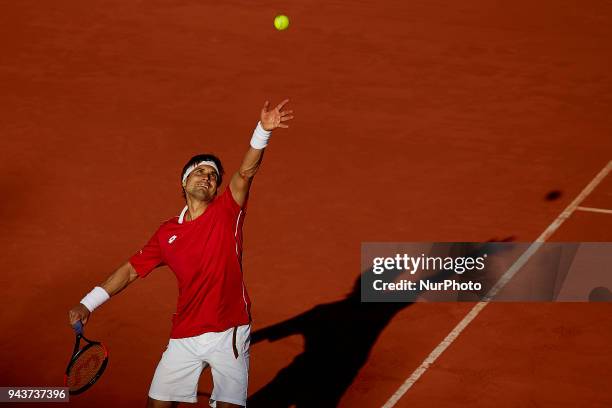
[148,338,208,403]
[215,402,243,408]
[207,324,251,408]
[146,397,179,408]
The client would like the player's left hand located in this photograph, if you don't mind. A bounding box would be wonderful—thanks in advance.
[260,99,294,131]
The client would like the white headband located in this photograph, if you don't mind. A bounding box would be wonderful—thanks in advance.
[182,160,220,183]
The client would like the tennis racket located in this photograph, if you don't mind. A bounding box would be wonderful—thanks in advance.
[64,321,108,395]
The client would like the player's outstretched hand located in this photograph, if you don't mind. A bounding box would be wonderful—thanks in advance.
[260,99,294,131]
[68,303,91,326]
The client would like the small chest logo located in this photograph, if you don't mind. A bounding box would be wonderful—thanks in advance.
[168,235,177,244]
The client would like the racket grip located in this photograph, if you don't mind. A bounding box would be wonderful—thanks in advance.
[72,320,83,335]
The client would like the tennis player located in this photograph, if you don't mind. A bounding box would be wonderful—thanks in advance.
[68,99,294,408]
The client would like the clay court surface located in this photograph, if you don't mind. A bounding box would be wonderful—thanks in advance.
[1,1,611,406]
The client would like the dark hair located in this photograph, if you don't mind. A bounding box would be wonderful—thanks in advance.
[181,154,224,199]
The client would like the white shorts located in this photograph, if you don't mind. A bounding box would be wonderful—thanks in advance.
[148,324,251,406]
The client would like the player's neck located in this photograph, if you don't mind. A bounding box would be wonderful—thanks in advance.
[185,198,211,222]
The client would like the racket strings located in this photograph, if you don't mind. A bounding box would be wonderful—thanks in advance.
[66,344,106,390]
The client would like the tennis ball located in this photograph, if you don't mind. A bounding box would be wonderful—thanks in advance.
[274,15,289,31]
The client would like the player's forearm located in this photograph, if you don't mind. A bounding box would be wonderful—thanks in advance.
[240,120,272,178]
[100,262,138,297]
[229,122,273,205]
[239,147,264,179]
[72,263,137,322]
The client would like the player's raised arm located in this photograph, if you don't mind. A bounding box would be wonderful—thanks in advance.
[229,99,294,206]
[67,261,139,326]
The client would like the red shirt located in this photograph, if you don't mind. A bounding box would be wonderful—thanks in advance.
[129,188,251,338]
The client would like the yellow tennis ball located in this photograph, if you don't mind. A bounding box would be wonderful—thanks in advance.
[274,15,289,31]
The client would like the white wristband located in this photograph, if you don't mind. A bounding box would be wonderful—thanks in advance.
[250,121,272,149]
[80,286,110,313]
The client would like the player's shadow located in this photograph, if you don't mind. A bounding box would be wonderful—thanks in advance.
[247,271,410,408]
[248,240,512,407]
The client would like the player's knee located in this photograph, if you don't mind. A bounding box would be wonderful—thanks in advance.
[147,397,178,408]
[215,402,243,408]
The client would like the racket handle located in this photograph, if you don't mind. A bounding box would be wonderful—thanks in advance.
[72,321,83,335]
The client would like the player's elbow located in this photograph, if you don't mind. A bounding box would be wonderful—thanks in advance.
[238,166,258,180]
[101,262,139,297]
[126,262,139,283]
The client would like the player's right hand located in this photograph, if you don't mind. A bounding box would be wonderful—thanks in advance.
[68,303,91,326]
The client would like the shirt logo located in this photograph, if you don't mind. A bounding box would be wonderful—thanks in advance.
[168,235,177,244]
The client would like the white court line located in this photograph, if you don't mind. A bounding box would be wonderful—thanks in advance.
[381,160,612,408]
[576,206,612,215]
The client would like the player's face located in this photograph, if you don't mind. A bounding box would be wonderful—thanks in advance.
[184,165,218,202]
